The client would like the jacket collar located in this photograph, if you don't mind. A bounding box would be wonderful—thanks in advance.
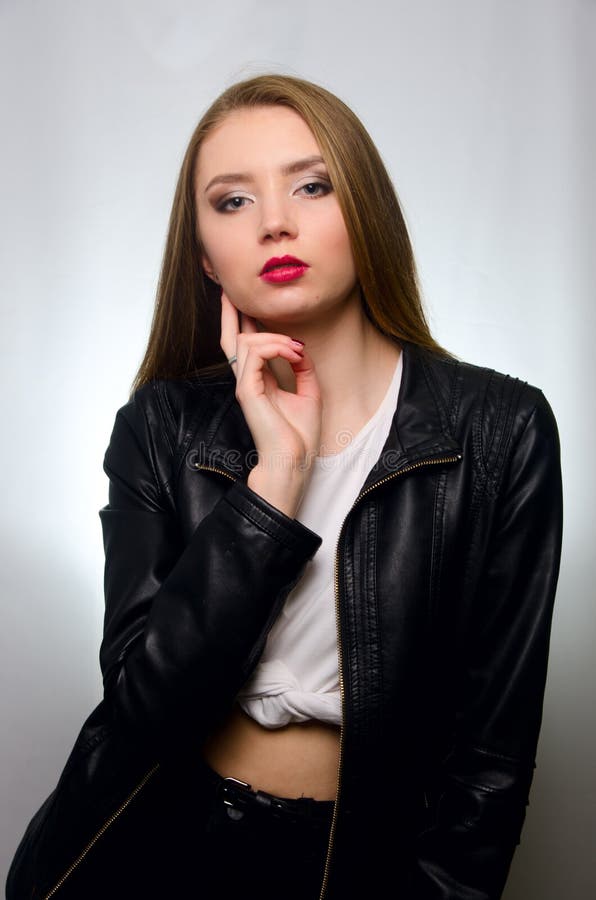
[197,342,462,488]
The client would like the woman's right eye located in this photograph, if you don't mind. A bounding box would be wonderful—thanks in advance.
[216,195,252,213]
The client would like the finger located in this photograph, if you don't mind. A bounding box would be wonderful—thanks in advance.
[234,332,304,369]
[239,310,259,334]
[287,349,321,402]
[236,340,305,395]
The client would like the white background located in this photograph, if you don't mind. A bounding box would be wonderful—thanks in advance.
[1,0,594,895]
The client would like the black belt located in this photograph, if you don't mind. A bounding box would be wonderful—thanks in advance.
[204,767,335,826]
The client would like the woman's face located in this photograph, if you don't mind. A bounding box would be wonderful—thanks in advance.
[194,105,359,331]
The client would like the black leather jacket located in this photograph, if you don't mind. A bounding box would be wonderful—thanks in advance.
[8,342,563,899]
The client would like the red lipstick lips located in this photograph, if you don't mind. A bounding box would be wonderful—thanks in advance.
[259,255,309,284]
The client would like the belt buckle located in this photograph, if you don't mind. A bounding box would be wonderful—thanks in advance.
[220,776,253,812]
[218,777,302,825]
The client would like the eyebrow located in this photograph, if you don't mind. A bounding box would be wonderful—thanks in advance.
[203,155,326,193]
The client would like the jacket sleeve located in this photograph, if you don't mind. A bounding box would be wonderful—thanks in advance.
[98,384,322,750]
[413,389,563,899]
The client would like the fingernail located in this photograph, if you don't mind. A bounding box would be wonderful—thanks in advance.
[291,338,305,345]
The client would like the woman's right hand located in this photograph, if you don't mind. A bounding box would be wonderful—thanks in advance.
[220,292,323,518]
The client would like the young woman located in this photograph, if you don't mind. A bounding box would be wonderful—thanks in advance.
[7,75,562,900]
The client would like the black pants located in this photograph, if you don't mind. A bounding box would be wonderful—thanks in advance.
[196,763,334,899]
[56,758,334,899]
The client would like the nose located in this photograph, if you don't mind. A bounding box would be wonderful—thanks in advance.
[257,192,298,243]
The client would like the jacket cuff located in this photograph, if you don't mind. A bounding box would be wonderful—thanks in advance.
[224,480,322,558]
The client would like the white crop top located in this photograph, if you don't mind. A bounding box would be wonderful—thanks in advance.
[237,353,403,728]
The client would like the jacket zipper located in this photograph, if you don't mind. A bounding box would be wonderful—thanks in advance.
[317,452,462,900]
[191,464,236,479]
[42,764,160,899]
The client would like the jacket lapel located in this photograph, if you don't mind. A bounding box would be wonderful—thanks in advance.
[352,343,462,496]
[195,342,462,490]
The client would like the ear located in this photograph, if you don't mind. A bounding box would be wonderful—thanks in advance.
[201,253,219,284]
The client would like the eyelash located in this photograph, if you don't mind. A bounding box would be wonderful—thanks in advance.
[215,179,332,213]
[297,180,332,199]
[217,196,251,212]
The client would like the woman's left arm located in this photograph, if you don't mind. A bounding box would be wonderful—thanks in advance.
[413,389,563,899]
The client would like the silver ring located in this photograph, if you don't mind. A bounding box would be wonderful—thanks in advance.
[227,354,237,365]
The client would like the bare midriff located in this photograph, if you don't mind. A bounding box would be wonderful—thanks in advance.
[201,703,340,800]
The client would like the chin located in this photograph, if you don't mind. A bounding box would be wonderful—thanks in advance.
[253,302,316,329]
[256,307,306,323]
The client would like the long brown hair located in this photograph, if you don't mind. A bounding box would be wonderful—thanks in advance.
[131,74,447,396]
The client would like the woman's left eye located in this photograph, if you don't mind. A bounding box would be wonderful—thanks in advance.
[296,180,332,198]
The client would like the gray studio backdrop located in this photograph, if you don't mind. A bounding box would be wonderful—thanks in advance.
[1,0,594,895]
